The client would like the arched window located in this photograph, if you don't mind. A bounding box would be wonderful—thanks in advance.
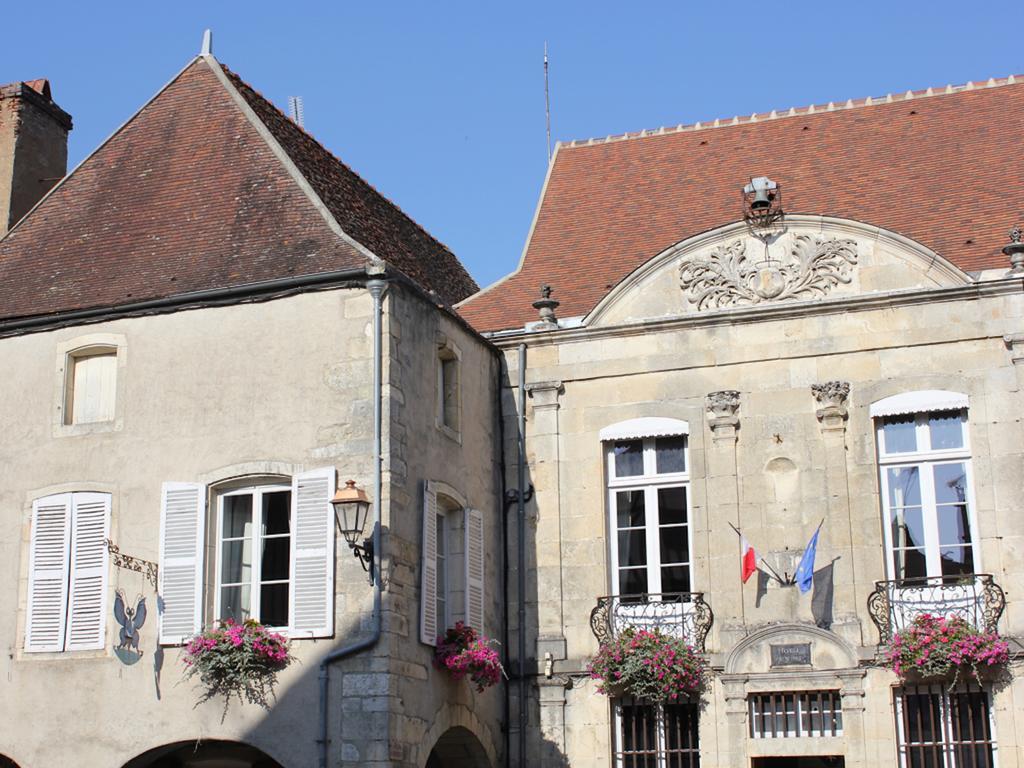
[871,391,977,583]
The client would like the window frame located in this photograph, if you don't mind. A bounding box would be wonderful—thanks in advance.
[612,697,701,768]
[436,341,462,441]
[605,434,692,597]
[213,482,293,632]
[875,408,981,583]
[53,333,127,437]
[894,683,997,768]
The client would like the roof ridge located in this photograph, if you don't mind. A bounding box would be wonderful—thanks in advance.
[562,73,1023,149]
[218,63,469,279]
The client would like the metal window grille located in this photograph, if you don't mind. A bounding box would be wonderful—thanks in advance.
[895,684,996,768]
[615,699,700,768]
[748,691,843,738]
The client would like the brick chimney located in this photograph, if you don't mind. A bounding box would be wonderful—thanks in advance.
[0,79,73,236]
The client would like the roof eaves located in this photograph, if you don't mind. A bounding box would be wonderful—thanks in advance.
[201,53,383,267]
[560,74,1023,150]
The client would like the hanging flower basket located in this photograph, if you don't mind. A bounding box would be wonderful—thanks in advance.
[182,619,293,714]
[588,628,706,702]
[434,622,504,692]
[886,614,1009,685]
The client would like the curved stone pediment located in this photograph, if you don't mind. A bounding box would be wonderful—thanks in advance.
[725,622,858,675]
[587,215,972,327]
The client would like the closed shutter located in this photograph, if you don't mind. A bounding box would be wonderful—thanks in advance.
[65,493,111,651]
[158,483,204,645]
[289,467,336,638]
[465,508,485,633]
[420,482,439,646]
[25,494,72,652]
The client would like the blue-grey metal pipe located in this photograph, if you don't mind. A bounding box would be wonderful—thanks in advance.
[516,342,527,766]
[318,278,388,768]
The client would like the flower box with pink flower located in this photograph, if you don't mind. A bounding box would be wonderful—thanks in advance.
[886,613,1009,685]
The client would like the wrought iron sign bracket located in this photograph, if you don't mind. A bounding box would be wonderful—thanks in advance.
[105,539,159,590]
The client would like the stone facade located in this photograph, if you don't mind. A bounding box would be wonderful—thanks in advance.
[498,217,1024,767]
[0,282,501,767]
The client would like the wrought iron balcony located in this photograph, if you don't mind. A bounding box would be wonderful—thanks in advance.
[867,574,1006,645]
[589,592,713,652]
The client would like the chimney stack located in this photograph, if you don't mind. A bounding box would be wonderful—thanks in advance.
[0,79,72,236]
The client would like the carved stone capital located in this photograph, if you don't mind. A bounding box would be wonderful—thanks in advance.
[707,390,740,441]
[526,380,564,411]
[812,381,850,430]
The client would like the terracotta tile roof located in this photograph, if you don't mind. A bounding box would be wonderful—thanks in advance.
[458,76,1024,333]
[0,56,476,323]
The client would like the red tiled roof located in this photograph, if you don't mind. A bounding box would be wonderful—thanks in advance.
[0,56,476,322]
[458,78,1024,332]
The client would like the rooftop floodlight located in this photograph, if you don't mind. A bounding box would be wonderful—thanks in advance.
[742,176,784,230]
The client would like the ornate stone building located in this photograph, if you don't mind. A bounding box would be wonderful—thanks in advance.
[461,76,1024,768]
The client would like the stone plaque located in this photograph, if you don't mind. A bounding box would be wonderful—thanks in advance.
[770,643,811,667]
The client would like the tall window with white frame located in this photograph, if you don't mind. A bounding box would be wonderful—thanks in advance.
[606,435,691,598]
[876,408,977,584]
[216,484,291,628]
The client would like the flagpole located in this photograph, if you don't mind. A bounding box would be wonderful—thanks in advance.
[727,522,785,584]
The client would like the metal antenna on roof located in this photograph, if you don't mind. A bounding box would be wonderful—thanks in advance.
[544,42,552,162]
[200,29,213,56]
[288,96,305,128]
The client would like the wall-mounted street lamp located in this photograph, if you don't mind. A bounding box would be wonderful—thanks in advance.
[331,480,374,583]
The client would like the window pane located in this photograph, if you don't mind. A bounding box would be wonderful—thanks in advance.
[619,568,649,596]
[220,585,251,622]
[883,415,918,453]
[221,539,252,584]
[655,436,686,474]
[933,463,967,505]
[614,441,644,477]
[937,503,972,547]
[940,547,974,578]
[262,491,290,534]
[891,505,925,550]
[894,547,928,581]
[261,537,290,581]
[887,467,922,508]
[260,583,288,627]
[223,495,253,538]
[659,526,688,566]
[618,529,647,567]
[616,490,646,527]
[658,487,687,525]
[661,566,691,594]
[929,411,964,450]
[441,358,459,429]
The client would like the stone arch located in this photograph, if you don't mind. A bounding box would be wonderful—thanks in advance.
[419,703,498,768]
[0,755,22,768]
[725,621,858,675]
[120,739,285,768]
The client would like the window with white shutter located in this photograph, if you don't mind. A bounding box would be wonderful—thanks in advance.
[65,347,117,425]
[25,492,110,653]
[159,483,204,645]
[420,482,440,645]
[288,467,336,638]
[465,508,485,633]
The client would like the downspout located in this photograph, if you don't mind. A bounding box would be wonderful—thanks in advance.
[317,277,387,768]
[516,342,528,766]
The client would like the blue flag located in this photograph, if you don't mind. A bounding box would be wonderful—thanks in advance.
[794,524,822,594]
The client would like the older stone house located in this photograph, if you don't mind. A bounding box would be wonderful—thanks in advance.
[460,76,1024,767]
[0,50,502,768]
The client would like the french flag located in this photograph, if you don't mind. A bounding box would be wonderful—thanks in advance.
[740,535,757,583]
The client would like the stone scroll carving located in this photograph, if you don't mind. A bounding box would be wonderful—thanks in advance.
[679,234,858,310]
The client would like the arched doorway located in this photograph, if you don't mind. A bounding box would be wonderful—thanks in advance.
[121,740,283,768]
[0,756,21,768]
[426,726,491,768]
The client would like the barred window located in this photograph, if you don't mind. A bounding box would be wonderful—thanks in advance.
[895,684,995,768]
[749,691,843,738]
[614,698,700,768]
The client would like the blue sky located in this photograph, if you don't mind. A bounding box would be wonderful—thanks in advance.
[2,1,1020,289]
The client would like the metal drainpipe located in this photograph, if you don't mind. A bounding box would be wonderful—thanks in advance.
[317,277,387,768]
[516,342,527,766]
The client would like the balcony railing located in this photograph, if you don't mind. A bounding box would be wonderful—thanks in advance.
[867,574,1006,645]
[589,592,713,652]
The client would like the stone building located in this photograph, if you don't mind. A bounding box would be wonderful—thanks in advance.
[0,50,503,768]
[460,76,1024,767]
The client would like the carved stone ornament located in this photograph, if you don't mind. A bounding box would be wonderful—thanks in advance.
[707,390,741,418]
[811,381,850,410]
[679,234,859,310]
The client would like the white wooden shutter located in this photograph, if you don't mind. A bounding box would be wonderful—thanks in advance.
[289,467,336,638]
[158,482,204,645]
[465,508,485,633]
[25,494,72,652]
[420,482,439,646]
[65,493,111,651]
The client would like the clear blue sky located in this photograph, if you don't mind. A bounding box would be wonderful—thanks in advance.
[2,1,1020,289]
